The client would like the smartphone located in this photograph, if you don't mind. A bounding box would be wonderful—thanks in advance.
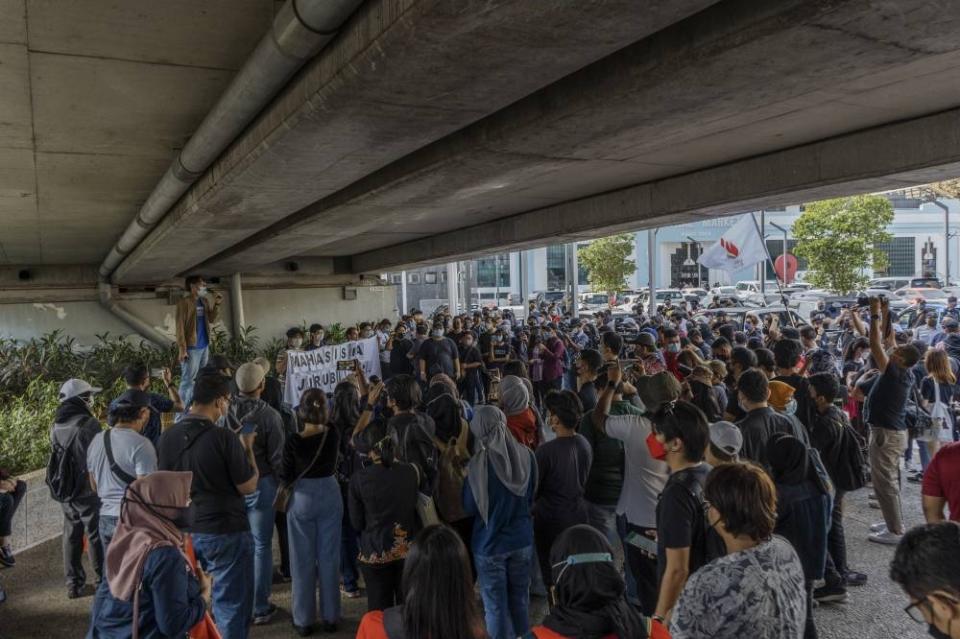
[625,531,658,556]
[240,421,256,435]
[150,368,164,378]
[337,360,354,371]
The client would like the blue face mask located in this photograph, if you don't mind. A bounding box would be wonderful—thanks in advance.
[666,343,681,353]
[784,398,797,416]
[551,552,613,585]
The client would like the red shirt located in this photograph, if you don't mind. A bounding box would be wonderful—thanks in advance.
[922,442,960,521]
[531,620,671,639]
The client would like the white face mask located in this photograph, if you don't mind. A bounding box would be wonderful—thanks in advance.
[82,395,96,411]
[784,399,797,416]
[198,286,209,296]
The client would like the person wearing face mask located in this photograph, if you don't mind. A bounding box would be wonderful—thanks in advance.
[649,400,723,626]
[593,367,680,615]
[768,381,811,446]
[459,331,485,405]
[532,391,593,587]
[156,374,258,639]
[419,320,462,381]
[305,323,326,351]
[387,322,415,378]
[710,336,732,365]
[660,328,684,381]
[917,313,943,345]
[50,378,105,599]
[86,390,158,550]
[87,471,209,639]
[275,327,306,379]
[175,275,222,414]
[890,522,960,639]
[670,463,806,639]
[733,370,797,469]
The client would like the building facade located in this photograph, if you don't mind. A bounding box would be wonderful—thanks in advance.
[390,195,960,312]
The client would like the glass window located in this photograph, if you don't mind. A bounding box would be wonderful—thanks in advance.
[390,273,402,284]
[408,273,421,284]
[423,272,437,284]
[477,253,510,287]
[874,237,915,277]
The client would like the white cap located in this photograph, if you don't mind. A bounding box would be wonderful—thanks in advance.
[59,379,102,401]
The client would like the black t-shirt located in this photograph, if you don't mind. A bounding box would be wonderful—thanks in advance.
[534,435,593,528]
[389,338,414,376]
[280,428,341,483]
[157,416,255,535]
[656,463,714,581]
[418,337,459,378]
[865,361,912,430]
[577,381,598,412]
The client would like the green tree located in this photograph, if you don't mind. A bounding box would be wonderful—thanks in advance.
[578,234,636,296]
[792,195,893,294]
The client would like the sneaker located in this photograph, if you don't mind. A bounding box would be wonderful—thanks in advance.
[0,545,14,568]
[340,586,361,599]
[813,584,849,603]
[67,585,84,600]
[321,621,338,633]
[870,522,887,533]
[253,603,277,625]
[293,624,313,637]
[868,530,903,546]
[844,571,868,587]
[868,499,880,510]
[907,472,924,483]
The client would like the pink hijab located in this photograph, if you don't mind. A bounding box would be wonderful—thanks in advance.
[106,471,193,602]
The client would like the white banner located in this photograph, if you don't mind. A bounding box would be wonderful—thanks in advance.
[697,213,768,273]
[283,337,382,406]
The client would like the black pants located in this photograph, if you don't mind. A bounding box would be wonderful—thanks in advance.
[823,491,847,587]
[60,497,104,588]
[0,480,26,537]
[625,523,659,616]
[275,511,290,577]
[449,517,476,582]
[804,579,819,639]
[361,560,405,612]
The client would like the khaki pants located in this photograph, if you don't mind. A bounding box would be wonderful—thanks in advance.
[868,426,907,534]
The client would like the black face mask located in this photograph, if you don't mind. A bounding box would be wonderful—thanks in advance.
[928,624,950,639]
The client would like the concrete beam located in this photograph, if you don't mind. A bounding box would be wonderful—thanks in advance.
[206,0,960,273]
[111,0,721,283]
[351,107,960,272]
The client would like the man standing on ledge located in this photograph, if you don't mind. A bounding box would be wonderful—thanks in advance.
[176,275,222,412]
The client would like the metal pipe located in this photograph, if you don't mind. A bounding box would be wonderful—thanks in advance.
[98,0,364,281]
[759,210,766,293]
[97,283,173,348]
[230,273,245,337]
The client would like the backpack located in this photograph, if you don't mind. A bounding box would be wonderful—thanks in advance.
[433,419,470,523]
[46,425,85,502]
[833,415,867,492]
[670,468,725,569]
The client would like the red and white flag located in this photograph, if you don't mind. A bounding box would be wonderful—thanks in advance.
[698,214,767,273]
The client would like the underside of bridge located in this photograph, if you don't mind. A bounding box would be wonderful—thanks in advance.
[3,0,960,285]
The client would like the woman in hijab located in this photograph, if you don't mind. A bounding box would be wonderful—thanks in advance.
[88,471,208,638]
[499,375,539,450]
[530,525,668,639]
[768,433,830,639]
[462,405,537,639]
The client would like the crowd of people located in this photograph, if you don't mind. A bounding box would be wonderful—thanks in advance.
[7,273,960,638]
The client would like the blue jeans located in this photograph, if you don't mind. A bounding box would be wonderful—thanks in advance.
[192,531,254,639]
[99,515,118,551]
[246,475,277,616]
[287,476,342,627]
[475,546,532,639]
[178,346,209,415]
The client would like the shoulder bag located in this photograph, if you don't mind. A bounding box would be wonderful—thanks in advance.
[104,429,137,485]
[274,428,329,513]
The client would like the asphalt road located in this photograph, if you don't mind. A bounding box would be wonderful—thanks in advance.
[0,469,929,639]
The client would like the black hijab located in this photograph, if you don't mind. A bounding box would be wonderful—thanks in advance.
[767,433,810,485]
[425,392,462,444]
[543,525,647,639]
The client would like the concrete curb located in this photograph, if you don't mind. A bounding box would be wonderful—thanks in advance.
[9,468,63,555]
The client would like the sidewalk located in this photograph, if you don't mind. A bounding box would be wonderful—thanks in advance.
[0,475,928,639]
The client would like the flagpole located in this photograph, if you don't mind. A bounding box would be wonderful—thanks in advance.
[748,212,795,327]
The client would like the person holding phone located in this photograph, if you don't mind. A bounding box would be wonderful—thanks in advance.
[175,275,222,413]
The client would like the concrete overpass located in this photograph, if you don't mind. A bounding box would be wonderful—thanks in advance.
[3,0,960,337]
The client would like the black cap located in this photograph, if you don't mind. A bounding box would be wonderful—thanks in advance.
[949,296,958,303]
[112,389,157,412]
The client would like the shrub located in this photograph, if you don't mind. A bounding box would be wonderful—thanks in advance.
[0,379,60,476]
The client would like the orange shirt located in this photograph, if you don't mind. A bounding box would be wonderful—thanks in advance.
[356,611,388,639]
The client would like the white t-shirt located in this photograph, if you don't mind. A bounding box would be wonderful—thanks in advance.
[605,414,668,528]
[86,428,157,517]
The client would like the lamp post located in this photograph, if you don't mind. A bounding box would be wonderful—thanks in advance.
[769,222,789,284]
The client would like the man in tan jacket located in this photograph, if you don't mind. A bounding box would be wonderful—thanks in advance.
[176,275,222,412]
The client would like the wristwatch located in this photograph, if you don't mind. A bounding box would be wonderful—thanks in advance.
[606,380,618,390]
[870,314,880,320]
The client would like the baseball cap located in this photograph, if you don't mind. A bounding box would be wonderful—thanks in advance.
[59,379,102,402]
[236,361,267,393]
[112,389,158,412]
[709,421,743,457]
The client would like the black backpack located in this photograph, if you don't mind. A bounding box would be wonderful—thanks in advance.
[46,426,85,502]
[833,416,867,492]
[670,467,725,569]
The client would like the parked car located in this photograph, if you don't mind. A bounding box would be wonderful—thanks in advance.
[692,306,807,330]
[896,300,948,329]
[579,292,611,311]
[636,288,685,308]
[892,287,950,302]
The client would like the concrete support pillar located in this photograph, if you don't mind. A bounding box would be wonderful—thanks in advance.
[446,262,459,313]
[648,229,657,318]
[230,273,245,337]
[520,250,530,319]
[570,242,579,299]
[401,270,408,314]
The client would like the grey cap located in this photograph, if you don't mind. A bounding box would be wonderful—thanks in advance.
[709,420,743,456]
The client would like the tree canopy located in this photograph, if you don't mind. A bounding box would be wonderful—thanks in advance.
[578,234,636,295]
[792,195,893,294]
